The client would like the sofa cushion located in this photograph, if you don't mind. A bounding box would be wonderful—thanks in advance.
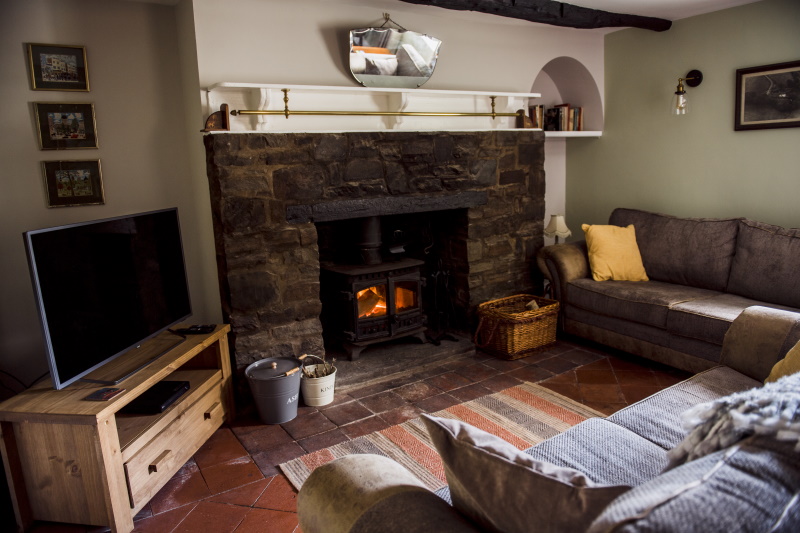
[727,219,800,309]
[421,415,631,533]
[567,278,720,329]
[582,223,649,282]
[606,367,760,450]
[525,418,668,487]
[587,437,800,533]
[665,293,783,346]
[767,341,800,383]
[608,208,740,291]
[566,309,725,366]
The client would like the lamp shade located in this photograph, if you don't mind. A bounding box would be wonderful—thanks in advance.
[670,71,702,116]
[671,89,689,115]
[544,214,571,239]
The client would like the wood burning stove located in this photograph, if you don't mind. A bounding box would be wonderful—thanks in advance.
[321,257,426,359]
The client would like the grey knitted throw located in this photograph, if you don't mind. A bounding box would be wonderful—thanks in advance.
[667,371,800,469]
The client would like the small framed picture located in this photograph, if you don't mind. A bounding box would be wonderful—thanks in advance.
[34,102,98,150]
[27,43,89,91]
[42,160,104,208]
[735,60,800,131]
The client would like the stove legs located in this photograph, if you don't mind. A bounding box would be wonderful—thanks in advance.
[342,327,427,361]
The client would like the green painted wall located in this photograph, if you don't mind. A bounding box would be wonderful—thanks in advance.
[566,0,800,233]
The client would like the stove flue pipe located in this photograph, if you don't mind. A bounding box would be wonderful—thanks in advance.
[356,216,383,265]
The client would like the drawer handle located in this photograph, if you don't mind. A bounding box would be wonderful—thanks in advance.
[204,402,222,420]
[149,450,171,474]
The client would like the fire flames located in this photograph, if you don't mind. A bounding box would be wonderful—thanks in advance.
[356,284,417,319]
[357,286,387,318]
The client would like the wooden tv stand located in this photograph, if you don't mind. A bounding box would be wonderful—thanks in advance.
[0,325,233,533]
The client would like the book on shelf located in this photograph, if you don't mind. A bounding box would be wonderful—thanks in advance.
[528,105,545,129]
[536,103,584,132]
[554,103,570,131]
[543,107,559,131]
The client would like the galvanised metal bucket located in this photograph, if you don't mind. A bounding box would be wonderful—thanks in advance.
[245,357,302,424]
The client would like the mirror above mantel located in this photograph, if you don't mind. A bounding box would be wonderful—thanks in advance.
[349,21,442,88]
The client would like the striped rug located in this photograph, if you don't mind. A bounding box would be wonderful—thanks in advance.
[279,382,603,492]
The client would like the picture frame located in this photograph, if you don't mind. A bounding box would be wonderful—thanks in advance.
[27,43,90,91]
[34,102,98,150]
[42,160,104,208]
[735,60,800,131]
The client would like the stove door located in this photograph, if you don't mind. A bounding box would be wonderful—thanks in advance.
[353,281,391,341]
[388,273,423,336]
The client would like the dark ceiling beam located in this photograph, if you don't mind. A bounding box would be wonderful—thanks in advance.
[398,0,672,32]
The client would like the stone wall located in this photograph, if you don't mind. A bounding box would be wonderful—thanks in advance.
[204,130,546,368]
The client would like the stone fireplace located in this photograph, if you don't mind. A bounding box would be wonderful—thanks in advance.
[204,130,545,370]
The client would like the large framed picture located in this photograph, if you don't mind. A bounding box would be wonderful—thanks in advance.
[27,43,89,91]
[42,160,104,208]
[34,102,98,150]
[735,60,800,131]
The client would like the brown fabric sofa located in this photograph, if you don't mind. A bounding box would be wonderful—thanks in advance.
[537,208,800,373]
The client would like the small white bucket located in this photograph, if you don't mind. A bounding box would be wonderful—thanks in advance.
[300,364,337,406]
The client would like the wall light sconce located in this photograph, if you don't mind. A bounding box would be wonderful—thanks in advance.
[671,69,703,115]
[544,214,571,243]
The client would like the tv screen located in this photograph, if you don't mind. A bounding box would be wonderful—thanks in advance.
[24,208,192,390]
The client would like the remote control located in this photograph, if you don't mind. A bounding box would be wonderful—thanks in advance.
[83,388,125,401]
[173,324,216,335]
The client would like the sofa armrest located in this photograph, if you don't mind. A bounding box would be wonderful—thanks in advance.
[720,306,800,381]
[537,241,590,302]
[298,454,481,533]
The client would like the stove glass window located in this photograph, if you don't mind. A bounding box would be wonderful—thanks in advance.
[357,284,387,318]
[395,280,419,313]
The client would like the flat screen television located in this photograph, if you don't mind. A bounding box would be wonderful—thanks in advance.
[24,208,192,390]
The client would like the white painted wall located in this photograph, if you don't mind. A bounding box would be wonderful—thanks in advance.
[567,0,800,230]
[190,0,605,94]
[0,0,219,389]
[543,140,569,245]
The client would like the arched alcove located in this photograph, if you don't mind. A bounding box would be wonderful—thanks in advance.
[532,56,603,132]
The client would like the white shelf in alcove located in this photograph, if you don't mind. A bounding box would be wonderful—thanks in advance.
[545,131,603,138]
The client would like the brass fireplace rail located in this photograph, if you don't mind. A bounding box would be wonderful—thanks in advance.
[202,89,529,131]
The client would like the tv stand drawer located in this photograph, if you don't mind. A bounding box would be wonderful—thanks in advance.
[123,384,225,509]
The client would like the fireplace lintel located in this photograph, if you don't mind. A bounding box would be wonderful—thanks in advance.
[286,191,488,224]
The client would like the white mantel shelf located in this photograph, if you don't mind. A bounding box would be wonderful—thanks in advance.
[205,83,541,133]
[207,82,541,99]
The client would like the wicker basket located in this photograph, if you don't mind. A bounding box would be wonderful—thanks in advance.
[474,294,559,360]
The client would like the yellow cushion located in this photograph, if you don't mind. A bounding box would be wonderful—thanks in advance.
[582,224,649,282]
[765,341,800,383]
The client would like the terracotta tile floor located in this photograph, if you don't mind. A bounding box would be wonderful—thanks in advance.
[28,335,691,533]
